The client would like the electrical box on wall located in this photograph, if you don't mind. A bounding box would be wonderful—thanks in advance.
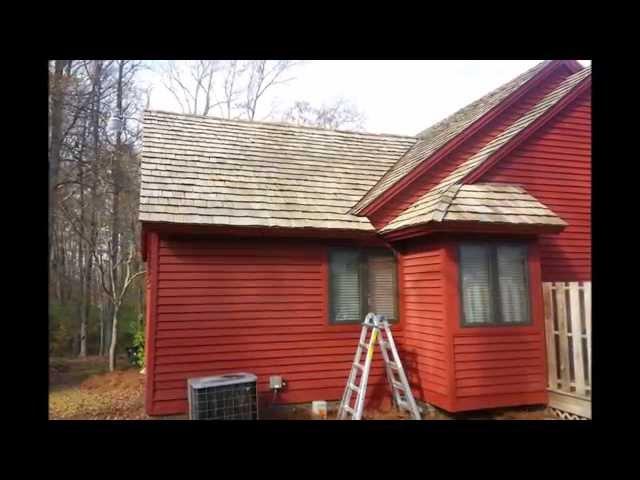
[269,376,284,389]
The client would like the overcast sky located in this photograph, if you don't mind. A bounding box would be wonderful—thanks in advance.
[139,60,590,136]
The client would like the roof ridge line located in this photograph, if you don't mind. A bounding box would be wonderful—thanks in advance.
[143,109,418,140]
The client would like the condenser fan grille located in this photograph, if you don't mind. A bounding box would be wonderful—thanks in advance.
[188,373,258,420]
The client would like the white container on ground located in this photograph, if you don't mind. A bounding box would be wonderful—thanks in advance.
[312,400,327,419]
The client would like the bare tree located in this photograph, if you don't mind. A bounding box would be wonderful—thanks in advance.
[161,61,220,116]
[49,60,69,258]
[50,59,145,362]
[95,243,145,371]
[158,60,300,120]
[220,60,246,119]
[282,97,366,130]
[240,60,299,120]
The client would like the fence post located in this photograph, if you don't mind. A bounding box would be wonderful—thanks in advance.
[569,283,586,396]
[554,283,571,390]
[543,283,557,390]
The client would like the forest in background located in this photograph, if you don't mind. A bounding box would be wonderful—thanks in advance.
[48,60,366,371]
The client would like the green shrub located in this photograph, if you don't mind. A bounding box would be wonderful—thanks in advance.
[131,327,145,368]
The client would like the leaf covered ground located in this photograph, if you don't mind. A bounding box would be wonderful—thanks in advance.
[49,356,148,420]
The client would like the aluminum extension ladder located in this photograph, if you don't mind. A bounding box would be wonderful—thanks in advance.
[337,313,421,420]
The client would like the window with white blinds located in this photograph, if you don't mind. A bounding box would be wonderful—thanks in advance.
[367,253,396,321]
[496,245,530,324]
[460,245,493,325]
[459,243,530,326]
[329,249,362,323]
[329,248,397,324]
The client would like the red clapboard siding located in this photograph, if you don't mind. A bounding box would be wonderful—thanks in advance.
[145,236,400,416]
[372,66,574,230]
[479,91,591,281]
[397,239,454,410]
[444,240,549,411]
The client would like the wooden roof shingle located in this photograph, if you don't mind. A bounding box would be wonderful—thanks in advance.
[383,183,567,231]
[139,112,417,230]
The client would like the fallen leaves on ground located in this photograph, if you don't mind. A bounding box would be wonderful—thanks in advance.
[49,358,148,420]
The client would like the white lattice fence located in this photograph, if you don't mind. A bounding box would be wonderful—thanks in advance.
[543,281,591,419]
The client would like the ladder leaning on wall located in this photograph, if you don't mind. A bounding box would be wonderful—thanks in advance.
[337,313,421,420]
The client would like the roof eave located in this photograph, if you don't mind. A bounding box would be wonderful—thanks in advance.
[380,220,567,242]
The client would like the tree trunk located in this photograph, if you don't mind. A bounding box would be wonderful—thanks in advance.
[98,302,104,356]
[88,60,102,360]
[49,60,66,258]
[77,176,86,357]
[80,253,93,358]
[109,303,119,372]
[111,60,124,314]
[104,302,112,357]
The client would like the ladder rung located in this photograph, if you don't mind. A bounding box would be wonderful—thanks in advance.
[391,380,406,391]
[353,363,365,371]
[387,362,399,371]
[359,342,371,349]
[343,406,355,415]
[348,383,361,393]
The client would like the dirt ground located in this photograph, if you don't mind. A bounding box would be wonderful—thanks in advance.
[49,357,558,420]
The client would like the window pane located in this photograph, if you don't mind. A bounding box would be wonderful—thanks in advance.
[329,249,362,323]
[497,245,529,324]
[367,252,396,320]
[460,245,492,325]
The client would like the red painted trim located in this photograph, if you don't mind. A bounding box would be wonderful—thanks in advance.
[140,224,148,262]
[443,244,459,406]
[140,221,384,244]
[144,231,160,416]
[382,221,565,243]
[464,77,591,184]
[355,61,578,217]
[528,241,547,386]
[453,392,548,412]
[396,251,404,333]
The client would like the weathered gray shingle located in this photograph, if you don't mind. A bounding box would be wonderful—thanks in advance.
[382,184,567,231]
[139,112,417,230]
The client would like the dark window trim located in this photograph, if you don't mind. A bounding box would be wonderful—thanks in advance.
[458,241,532,328]
[328,247,398,325]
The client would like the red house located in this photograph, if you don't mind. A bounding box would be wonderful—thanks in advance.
[140,60,591,417]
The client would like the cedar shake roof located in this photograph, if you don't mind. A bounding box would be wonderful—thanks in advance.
[139,61,588,235]
[349,60,556,214]
[139,112,417,230]
[382,184,567,232]
[380,66,590,233]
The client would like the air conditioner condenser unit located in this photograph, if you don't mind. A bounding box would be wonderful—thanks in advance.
[187,373,258,420]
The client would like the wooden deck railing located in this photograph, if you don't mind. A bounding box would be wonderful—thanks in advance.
[542,281,591,419]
